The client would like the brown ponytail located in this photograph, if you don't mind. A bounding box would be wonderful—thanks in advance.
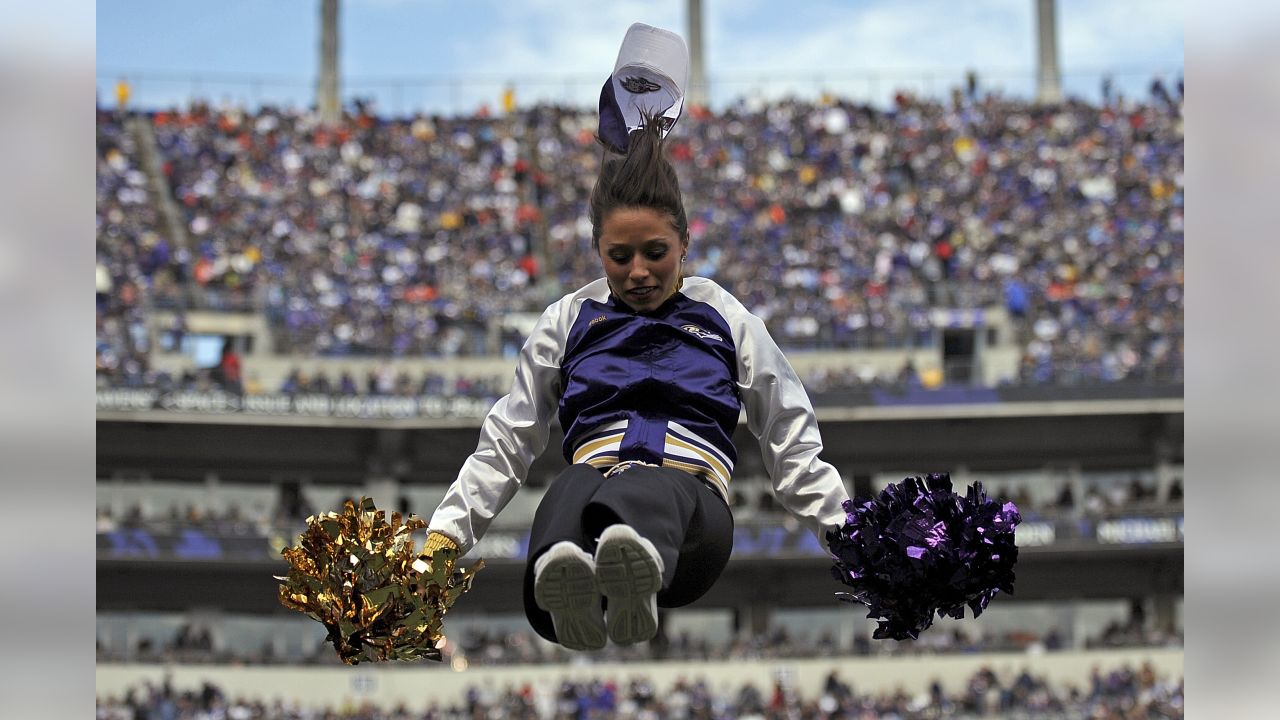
[589,114,689,249]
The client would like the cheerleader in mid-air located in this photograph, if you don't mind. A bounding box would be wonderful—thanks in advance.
[422,23,850,650]
[281,23,1018,659]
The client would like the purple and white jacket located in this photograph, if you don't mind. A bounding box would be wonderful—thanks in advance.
[429,276,849,555]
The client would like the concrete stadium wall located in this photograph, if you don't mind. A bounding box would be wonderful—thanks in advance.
[97,648,1182,711]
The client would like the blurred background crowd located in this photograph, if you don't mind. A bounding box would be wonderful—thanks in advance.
[96,661,1183,720]
[97,83,1182,393]
[97,614,1181,669]
[95,468,1182,539]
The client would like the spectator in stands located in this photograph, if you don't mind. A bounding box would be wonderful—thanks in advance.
[1128,475,1154,504]
[1084,484,1108,517]
[1055,481,1075,511]
[309,369,332,395]
[423,116,848,653]
[895,357,921,389]
[275,482,312,522]
[242,372,263,396]
[214,338,242,395]
[393,369,414,396]
[338,369,358,396]
[1011,485,1034,515]
[279,368,303,396]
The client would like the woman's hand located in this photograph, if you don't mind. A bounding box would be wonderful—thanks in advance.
[423,530,460,557]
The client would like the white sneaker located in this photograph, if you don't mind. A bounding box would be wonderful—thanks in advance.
[594,525,664,645]
[532,541,606,651]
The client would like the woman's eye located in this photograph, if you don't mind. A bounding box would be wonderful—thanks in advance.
[646,250,667,260]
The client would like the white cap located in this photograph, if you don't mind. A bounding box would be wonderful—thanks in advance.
[598,22,690,153]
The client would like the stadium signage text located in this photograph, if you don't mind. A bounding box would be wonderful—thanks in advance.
[1095,517,1184,545]
[100,516,1182,564]
[97,389,494,421]
[1014,521,1056,547]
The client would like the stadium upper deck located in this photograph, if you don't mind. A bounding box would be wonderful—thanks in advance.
[96,88,1183,395]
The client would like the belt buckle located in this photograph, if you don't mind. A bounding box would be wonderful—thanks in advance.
[603,460,659,478]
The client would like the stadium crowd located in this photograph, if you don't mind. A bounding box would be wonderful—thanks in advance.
[97,83,1182,387]
[95,353,930,399]
[94,468,1183,539]
[97,614,1183,669]
[96,113,169,388]
[96,359,508,403]
[95,661,1183,719]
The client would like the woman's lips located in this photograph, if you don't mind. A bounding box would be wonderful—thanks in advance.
[627,286,657,297]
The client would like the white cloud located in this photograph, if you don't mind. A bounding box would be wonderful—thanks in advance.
[1058,0,1184,67]
[701,0,1037,103]
[436,1,687,109]
[448,1,685,76]
[705,0,1180,103]
[98,0,1187,111]
[709,0,1031,72]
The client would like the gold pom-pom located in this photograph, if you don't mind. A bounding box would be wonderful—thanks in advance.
[274,497,484,664]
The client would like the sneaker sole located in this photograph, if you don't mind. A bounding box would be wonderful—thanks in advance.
[595,527,662,645]
[533,551,606,651]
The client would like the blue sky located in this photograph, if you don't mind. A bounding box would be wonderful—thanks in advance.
[96,0,1185,114]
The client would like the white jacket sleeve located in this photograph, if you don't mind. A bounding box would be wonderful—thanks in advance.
[427,300,566,555]
[733,303,850,552]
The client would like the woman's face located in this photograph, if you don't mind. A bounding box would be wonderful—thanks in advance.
[597,207,688,313]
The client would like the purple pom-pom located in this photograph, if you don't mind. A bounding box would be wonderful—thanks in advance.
[826,473,1021,640]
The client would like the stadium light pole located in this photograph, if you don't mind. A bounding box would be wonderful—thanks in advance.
[1034,0,1062,104]
[318,0,341,124]
[686,0,708,107]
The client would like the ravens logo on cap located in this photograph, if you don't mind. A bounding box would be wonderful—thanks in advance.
[620,76,662,94]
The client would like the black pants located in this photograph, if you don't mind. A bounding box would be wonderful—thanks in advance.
[522,463,734,643]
